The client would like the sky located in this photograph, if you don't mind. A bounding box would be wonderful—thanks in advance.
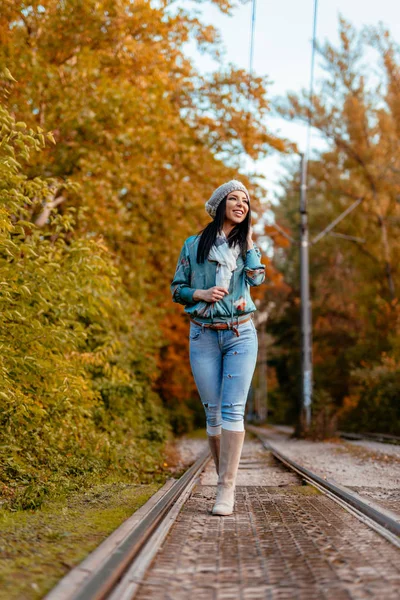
[182,0,400,202]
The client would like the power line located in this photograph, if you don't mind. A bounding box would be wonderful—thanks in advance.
[305,0,319,165]
[245,0,257,149]
[311,197,363,245]
[249,0,257,76]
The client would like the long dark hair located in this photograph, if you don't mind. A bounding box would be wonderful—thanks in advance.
[196,196,251,264]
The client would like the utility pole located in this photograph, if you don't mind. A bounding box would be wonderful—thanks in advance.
[270,162,363,433]
[299,153,312,429]
[298,0,318,431]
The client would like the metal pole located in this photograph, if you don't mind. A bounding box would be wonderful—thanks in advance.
[298,0,317,432]
[300,153,312,429]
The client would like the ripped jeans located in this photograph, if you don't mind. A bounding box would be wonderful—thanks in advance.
[189,319,258,434]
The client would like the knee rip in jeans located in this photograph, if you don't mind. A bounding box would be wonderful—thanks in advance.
[222,401,242,408]
[203,402,219,413]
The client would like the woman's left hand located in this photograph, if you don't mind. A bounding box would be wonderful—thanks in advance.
[247,226,254,250]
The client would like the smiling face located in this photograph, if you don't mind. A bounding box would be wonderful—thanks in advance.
[224,190,250,227]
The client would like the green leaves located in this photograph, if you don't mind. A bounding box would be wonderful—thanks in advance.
[0,100,168,510]
[0,0,286,506]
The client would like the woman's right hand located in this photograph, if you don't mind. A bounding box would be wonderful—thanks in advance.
[193,286,229,303]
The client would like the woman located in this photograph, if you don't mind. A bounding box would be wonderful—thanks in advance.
[170,180,266,516]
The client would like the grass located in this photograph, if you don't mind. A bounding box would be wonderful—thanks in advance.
[272,484,321,495]
[0,425,196,600]
[0,434,193,600]
[0,478,164,600]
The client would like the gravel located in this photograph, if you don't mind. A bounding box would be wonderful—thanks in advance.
[260,426,400,517]
[173,436,207,468]
[350,439,400,458]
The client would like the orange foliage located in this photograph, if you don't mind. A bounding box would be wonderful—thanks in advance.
[0,0,287,425]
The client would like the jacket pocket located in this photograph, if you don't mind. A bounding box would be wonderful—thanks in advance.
[189,323,202,340]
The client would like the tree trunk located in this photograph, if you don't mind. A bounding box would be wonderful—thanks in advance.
[377,212,396,300]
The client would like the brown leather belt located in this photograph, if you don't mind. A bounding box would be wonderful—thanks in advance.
[190,315,252,337]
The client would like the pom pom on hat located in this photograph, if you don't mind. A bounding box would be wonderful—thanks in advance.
[205,180,250,218]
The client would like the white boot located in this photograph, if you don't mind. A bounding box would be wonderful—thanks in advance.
[207,433,221,475]
[212,429,245,516]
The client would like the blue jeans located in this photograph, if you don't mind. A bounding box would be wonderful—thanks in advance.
[189,319,258,433]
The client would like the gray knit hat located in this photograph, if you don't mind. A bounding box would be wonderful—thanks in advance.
[205,180,250,219]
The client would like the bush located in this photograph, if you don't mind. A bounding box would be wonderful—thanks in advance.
[339,357,400,435]
[0,102,169,509]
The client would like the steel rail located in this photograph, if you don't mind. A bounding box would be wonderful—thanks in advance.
[70,449,210,600]
[340,431,400,446]
[248,427,400,545]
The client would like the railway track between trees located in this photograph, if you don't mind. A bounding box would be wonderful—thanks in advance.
[248,426,400,546]
[339,431,400,446]
[46,428,400,600]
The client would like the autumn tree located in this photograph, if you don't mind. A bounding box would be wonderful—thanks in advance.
[0,0,284,444]
[268,18,400,435]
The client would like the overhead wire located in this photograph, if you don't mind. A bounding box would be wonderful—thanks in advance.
[304,0,319,175]
[245,0,257,152]
[247,0,319,244]
[249,0,257,77]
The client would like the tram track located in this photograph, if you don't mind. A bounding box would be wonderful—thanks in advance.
[45,449,210,600]
[273,424,400,447]
[46,428,400,600]
[339,430,400,446]
[247,426,400,548]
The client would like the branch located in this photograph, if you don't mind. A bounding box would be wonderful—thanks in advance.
[19,11,33,37]
[34,195,66,227]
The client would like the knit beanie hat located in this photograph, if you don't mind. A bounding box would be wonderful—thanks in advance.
[205,180,250,219]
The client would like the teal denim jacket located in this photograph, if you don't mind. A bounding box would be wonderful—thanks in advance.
[170,234,266,323]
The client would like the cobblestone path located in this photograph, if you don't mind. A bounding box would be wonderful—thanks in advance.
[135,438,400,599]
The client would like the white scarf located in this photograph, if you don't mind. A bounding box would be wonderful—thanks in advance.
[208,232,240,290]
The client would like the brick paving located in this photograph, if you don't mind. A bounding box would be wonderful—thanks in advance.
[134,438,400,600]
